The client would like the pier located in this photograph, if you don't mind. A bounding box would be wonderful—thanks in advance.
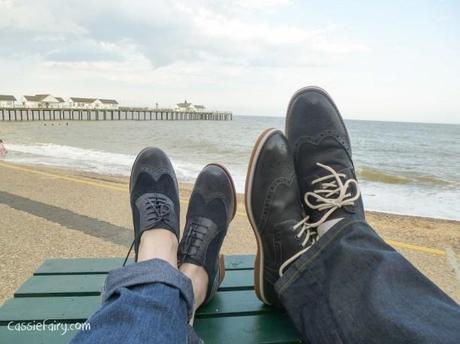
[0,108,232,122]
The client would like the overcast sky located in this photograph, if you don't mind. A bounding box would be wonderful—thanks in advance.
[1,0,459,123]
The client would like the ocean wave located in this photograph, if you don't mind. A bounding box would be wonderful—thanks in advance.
[3,142,459,220]
[7,143,135,165]
[4,143,203,181]
[357,166,453,186]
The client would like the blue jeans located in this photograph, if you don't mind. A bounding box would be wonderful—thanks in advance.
[70,259,202,344]
[71,220,460,343]
[276,219,460,343]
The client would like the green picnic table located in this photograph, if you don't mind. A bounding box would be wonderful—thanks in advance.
[0,255,300,343]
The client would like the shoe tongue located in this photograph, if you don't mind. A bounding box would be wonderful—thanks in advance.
[317,218,343,238]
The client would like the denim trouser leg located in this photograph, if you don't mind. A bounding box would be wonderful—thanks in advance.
[70,259,203,344]
[275,219,460,344]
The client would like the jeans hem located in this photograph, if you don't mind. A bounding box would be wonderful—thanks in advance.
[102,258,195,319]
[275,218,365,296]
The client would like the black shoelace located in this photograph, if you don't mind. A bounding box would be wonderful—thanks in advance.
[180,221,208,259]
[122,195,172,266]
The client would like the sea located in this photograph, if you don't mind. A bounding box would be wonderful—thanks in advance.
[1,116,459,220]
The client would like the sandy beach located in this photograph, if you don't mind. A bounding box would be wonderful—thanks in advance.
[0,161,459,306]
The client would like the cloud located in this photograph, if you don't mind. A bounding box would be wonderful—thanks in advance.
[0,1,458,123]
[0,0,369,69]
[0,0,86,34]
[0,0,372,115]
[235,0,291,11]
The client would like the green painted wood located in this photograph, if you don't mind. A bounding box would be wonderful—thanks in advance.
[223,255,254,270]
[15,270,253,297]
[35,258,128,275]
[35,255,254,275]
[198,290,270,317]
[0,291,271,325]
[15,275,105,297]
[0,296,100,325]
[0,325,77,344]
[0,255,301,343]
[196,313,301,343]
[220,270,253,291]
[0,314,300,344]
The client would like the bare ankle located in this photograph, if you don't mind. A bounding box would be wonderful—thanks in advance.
[138,229,178,266]
[180,263,209,309]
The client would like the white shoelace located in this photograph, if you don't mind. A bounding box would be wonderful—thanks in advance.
[279,162,361,276]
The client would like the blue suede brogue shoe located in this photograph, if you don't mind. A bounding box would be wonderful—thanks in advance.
[245,129,313,307]
[285,86,364,239]
[124,147,180,265]
[178,164,236,305]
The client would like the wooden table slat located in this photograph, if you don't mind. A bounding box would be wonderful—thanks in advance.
[35,255,255,275]
[195,313,301,344]
[0,255,301,343]
[15,270,253,297]
[1,291,273,324]
[0,313,300,344]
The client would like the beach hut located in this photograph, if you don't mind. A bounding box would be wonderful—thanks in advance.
[0,95,17,108]
[99,99,119,110]
[23,94,64,108]
[69,97,119,109]
[55,97,66,108]
[69,97,98,109]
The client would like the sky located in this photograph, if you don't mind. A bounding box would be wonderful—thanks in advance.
[0,0,459,123]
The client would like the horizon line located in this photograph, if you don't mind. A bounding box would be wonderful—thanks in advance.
[233,114,460,126]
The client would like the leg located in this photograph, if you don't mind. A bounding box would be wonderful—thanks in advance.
[280,87,460,343]
[71,230,201,344]
[276,219,460,343]
[71,260,197,343]
[178,164,237,314]
[246,87,460,343]
[72,148,202,343]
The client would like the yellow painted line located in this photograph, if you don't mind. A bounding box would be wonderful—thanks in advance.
[0,162,195,207]
[0,161,456,258]
[385,239,446,256]
[0,162,127,192]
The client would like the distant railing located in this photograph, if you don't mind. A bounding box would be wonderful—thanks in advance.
[0,107,232,121]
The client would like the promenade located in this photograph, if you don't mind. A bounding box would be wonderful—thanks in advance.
[0,162,459,306]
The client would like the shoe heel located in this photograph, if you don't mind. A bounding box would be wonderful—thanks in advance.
[218,254,226,284]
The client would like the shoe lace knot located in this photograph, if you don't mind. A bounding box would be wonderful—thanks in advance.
[143,195,171,227]
[279,163,360,276]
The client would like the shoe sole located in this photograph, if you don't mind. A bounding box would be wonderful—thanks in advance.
[285,86,351,152]
[245,128,280,305]
[218,254,226,285]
